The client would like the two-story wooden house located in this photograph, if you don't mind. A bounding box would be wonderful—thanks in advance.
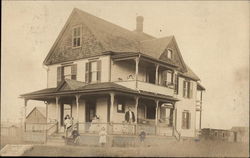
[21,8,205,141]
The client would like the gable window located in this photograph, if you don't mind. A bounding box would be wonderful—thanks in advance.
[182,111,191,129]
[57,64,77,85]
[167,49,173,59]
[183,80,193,98]
[85,60,101,83]
[72,26,82,48]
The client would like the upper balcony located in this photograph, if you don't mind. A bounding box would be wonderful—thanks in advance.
[111,53,177,97]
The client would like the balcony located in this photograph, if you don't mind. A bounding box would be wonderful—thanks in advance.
[115,80,174,96]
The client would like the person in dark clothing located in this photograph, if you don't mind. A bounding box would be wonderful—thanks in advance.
[139,130,146,143]
[125,106,135,123]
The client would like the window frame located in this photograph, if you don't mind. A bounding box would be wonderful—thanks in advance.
[183,80,193,99]
[182,111,191,129]
[117,98,125,113]
[72,25,82,48]
[167,49,173,59]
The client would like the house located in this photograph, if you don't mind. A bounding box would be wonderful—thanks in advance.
[231,127,249,143]
[20,8,205,140]
[25,107,47,132]
[201,128,235,142]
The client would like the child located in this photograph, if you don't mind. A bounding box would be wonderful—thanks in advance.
[99,127,107,147]
[139,130,146,144]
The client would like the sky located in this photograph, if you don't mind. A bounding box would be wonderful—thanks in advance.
[2,1,249,129]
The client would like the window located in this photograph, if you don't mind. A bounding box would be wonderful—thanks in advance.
[162,70,173,87]
[117,99,125,113]
[57,64,77,85]
[183,80,193,98]
[85,60,101,83]
[167,49,173,59]
[182,111,191,129]
[174,74,179,94]
[72,26,81,48]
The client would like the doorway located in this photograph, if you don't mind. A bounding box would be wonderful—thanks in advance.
[85,100,96,122]
[60,104,72,126]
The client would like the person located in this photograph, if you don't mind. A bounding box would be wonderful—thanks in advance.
[99,127,107,147]
[125,106,135,123]
[89,115,100,133]
[64,115,73,137]
[139,130,146,145]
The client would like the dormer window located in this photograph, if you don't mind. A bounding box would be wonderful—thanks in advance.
[167,49,173,59]
[72,25,82,48]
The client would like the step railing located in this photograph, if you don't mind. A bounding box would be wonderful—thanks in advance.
[173,127,181,141]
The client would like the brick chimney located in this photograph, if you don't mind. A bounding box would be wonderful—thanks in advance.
[136,16,144,33]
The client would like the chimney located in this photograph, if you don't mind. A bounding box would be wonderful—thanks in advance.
[136,16,144,33]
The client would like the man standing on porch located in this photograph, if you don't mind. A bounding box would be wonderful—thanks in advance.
[125,106,135,123]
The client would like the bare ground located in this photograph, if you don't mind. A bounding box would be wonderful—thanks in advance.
[22,140,249,157]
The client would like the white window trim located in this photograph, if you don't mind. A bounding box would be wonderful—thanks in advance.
[72,24,82,49]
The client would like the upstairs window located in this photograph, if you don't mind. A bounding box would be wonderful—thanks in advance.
[57,64,77,85]
[85,60,101,83]
[162,70,174,88]
[182,111,191,129]
[72,26,81,48]
[167,49,173,59]
[183,80,193,98]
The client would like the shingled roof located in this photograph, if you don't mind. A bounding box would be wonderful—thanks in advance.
[43,8,201,81]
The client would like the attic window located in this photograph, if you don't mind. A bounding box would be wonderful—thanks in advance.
[72,25,82,48]
[167,49,173,59]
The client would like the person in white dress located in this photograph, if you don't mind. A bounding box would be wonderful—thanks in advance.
[99,127,107,147]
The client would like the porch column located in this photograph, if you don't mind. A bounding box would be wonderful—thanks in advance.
[155,64,159,85]
[56,96,60,125]
[134,96,139,123]
[110,92,115,122]
[135,56,140,89]
[155,100,159,125]
[24,99,28,132]
[75,94,80,122]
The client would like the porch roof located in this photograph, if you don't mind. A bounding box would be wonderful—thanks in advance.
[20,80,178,102]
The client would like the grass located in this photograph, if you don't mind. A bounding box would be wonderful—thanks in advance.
[22,140,249,157]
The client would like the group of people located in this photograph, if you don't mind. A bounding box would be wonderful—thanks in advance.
[63,106,146,147]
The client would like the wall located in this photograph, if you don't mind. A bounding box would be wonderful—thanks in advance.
[96,97,108,123]
[175,76,197,137]
[112,97,135,123]
[47,55,110,88]
[71,98,86,123]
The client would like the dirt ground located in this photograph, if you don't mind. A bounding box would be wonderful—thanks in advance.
[22,140,249,157]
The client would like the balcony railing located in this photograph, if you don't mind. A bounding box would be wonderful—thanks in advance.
[115,80,174,96]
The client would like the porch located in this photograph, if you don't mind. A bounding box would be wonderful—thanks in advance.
[20,80,180,143]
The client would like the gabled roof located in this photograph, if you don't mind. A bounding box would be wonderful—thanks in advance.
[26,107,46,118]
[180,65,200,81]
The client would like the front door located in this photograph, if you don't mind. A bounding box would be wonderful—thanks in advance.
[60,104,72,126]
[85,100,96,122]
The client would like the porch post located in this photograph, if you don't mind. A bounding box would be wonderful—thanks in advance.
[134,96,139,123]
[75,94,80,122]
[155,64,159,84]
[155,100,159,135]
[24,99,28,132]
[135,56,140,89]
[110,92,115,122]
[155,100,159,125]
[56,96,60,126]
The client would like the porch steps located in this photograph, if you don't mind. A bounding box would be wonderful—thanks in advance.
[47,133,65,146]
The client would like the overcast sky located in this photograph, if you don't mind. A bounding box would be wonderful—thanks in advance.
[2,1,249,129]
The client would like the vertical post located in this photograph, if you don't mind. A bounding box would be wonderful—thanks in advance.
[45,101,48,143]
[134,96,139,135]
[75,95,80,122]
[135,56,140,89]
[155,64,159,85]
[55,96,60,131]
[110,93,115,123]
[24,99,28,132]
[155,100,159,135]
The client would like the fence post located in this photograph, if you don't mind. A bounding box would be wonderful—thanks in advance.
[45,123,47,144]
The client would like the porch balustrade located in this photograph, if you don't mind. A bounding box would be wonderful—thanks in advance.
[115,80,174,96]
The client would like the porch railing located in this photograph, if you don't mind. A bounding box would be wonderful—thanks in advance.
[77,122,173,137]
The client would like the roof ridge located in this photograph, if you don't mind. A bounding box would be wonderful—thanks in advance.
[140,35,174,43]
